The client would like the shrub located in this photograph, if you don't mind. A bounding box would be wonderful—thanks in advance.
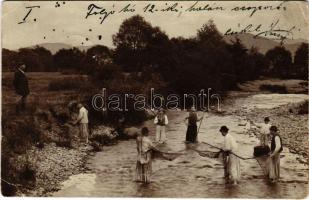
[259,84,287,94]
[297,100,308,115]
[2,116,40,154]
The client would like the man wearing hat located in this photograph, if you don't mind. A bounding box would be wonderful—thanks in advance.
[13,64,29,114]
[220,125,240,185]
[154,108,168,144]
[268,125,283,183]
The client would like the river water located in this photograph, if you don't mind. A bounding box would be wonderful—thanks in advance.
[53,94,308,198]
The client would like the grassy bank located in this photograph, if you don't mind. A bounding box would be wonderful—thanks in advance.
[1,72,154,196]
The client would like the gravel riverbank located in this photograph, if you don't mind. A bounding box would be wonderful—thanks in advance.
[247,104,308,162]
[21,143,93,196]
[228,98,308,164]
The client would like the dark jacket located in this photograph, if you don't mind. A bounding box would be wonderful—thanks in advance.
[188,111,198,126]
[13,70,29,96]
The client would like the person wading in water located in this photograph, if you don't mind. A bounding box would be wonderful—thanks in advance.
[184,106,203,143]
[135,127,159,183]
[219,126,241,185]
[268,125,283,183]
[154,108,168,144]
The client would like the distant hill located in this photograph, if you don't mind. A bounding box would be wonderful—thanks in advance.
[11,34,307,55]
[30,43,72,54]
[223,33,307,56]
[29,43,92,54]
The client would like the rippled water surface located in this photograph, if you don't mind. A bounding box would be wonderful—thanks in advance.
[54,94,308,198]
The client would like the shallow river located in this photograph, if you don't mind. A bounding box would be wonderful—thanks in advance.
[53,94,308,198]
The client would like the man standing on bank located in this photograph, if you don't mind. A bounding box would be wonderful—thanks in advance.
[268,125,283,183]
[219,126,241,185]
[13,64,30,114]
[74,103,89,144]
[154,108,168,144]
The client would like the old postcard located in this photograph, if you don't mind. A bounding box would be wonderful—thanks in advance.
[1,0,308,198]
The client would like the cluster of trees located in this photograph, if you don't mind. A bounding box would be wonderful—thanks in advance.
[3,47,54,72]
[2,15,308,92]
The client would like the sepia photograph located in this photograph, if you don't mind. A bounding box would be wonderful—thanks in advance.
[1,0,309,198]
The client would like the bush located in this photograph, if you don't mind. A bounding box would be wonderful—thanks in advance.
[259,84,287,93]
[2,117,40,154]
[297,100,308,115]
[91,126,118,145]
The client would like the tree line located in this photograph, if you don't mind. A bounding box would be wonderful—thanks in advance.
[2,15,308,93]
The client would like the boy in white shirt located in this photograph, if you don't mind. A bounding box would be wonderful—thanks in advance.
[256,117,271,146]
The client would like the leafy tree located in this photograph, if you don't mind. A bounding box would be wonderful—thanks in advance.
[3,47,53,72]
[54,48,85,72]
[18,48,44,71]
[226,38,248,82]
[265,46,292,78]
[32,46,54,71]
[2,49,19,71]
[293,43,308,79]
[197,19,225,47]
[84,45,113,75]
[247,47,268,79]
[112,15,169,72]
[195,20,234,90]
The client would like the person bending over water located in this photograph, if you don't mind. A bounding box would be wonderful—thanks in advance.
[219,126,241,185]
[135,127,159,183]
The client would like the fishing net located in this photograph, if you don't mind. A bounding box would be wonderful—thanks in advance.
[152,150,184,161]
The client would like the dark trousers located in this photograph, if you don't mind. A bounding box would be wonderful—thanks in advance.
[16,95,27,114]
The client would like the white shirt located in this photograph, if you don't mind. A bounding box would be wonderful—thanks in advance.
[224,133,238,153]
[260,123,271,135]
[78,107,88,124]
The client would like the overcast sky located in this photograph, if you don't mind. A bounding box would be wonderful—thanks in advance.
[2,1,309,50]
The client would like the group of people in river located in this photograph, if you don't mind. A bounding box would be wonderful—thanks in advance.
[135,106,283,185]
[12,63,282,186]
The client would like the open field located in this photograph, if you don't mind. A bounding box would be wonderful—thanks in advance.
[2,72,89,113]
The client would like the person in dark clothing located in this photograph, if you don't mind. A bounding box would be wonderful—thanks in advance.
[184,106,203,143]
[13,64,29,114]
[116,115,127,139]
